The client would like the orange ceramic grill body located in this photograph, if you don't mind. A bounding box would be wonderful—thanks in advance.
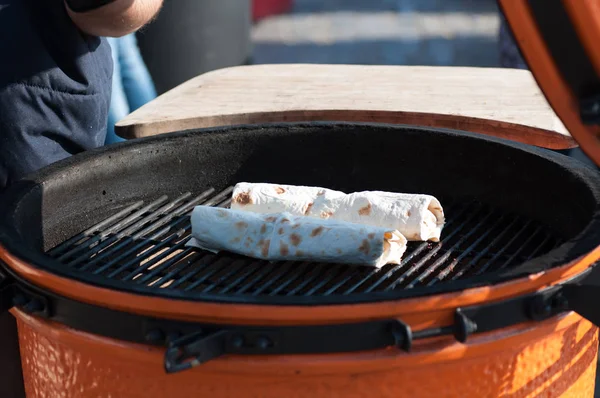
[2,238,600,397]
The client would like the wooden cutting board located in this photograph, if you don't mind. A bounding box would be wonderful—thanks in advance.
[115,64,574,149]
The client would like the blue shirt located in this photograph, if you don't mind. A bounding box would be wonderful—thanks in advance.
[0,0,112,191]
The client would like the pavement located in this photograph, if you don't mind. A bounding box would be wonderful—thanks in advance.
[251,1,600,395]
[252,0,501,66]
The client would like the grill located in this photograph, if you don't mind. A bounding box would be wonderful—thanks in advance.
[1,122,600,398]
[45,186,562,299]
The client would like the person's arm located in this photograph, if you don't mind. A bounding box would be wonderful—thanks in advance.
[64,0,163,38]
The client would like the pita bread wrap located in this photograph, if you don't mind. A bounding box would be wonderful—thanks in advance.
[187,206,407,268]
[231,183,445,242]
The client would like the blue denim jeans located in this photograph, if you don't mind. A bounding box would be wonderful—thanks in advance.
[106,34,157,145]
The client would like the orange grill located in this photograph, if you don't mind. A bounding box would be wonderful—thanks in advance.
[1,1,600,397]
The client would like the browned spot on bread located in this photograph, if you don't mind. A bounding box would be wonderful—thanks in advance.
[358,202,372,216]
[260,224,267,234]
[336,248,342,254]
[411,233,419,240]
[304,202,313,215]
[265,216,277,222]
[407,210,411,217]
[311,226,324,237]
[368,233,375,239]
[290,233,302,246]
[217,209,228,217]
[278,227,284,235]
[230,237,242,244]
[280,242,289,256]
[320,211,333,219]
[281,218,290,223]
[275,186,286,194]
[358,239,371,255]
[292,224,300,229]
[235,221,248,229]
[296,250,304,256]
[233,191,252,205]
[384,232,393,239]
[260,239,271,257]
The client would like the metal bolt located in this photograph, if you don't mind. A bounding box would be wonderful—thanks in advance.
[230,335,244,349]
[256,336,272,350]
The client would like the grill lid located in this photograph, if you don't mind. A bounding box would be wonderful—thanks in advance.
[500,0,600,166]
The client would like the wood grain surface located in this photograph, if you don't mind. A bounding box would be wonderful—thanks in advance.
[116,64,574,149]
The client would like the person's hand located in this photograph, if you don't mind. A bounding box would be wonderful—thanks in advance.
[65,0,163,37]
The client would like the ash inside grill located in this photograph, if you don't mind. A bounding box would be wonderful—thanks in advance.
[46,187,562,298]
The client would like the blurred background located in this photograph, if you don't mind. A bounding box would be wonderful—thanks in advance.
[117,0,592,166]
[135,0,502,95]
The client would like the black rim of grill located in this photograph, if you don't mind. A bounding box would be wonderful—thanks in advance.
[43,186,564,302]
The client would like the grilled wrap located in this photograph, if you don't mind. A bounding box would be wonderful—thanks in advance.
[231,183,445,242]
[187,206,407,268]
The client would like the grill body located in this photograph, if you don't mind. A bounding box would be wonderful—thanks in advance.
[1,123,600,397]
[14,309,598,398]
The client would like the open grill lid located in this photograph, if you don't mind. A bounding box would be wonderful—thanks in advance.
[500,0,600,166]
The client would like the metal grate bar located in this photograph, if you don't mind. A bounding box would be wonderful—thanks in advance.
[167,254,217,289]
[379,203,484,292]
[145,251,205,289]
[422,212,510,286]
[474,220,537,275]
[322,269,359,295]
[219,262,263,294]
[78,188,218,275]
[183,257,242,292]
[63,192,195,267]
[48,201,145,257]
[427,215,505,286]
[285,266,336,296]
[494,226,545,271]
[56,195,170,262]
[266,263,313,296]
[80,216,188,273]
[234,263,278,294]
[343,202,469,295]
[303,266,345,296]
[448,216,522,280]
[46,187,563,299]
[200,260,248,293]
[404,209,496,288]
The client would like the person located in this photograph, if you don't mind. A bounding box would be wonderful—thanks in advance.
[0,1,162,396]
[106,33,157,144]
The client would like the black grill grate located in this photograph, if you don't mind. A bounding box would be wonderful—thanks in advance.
[46,187,563,298]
